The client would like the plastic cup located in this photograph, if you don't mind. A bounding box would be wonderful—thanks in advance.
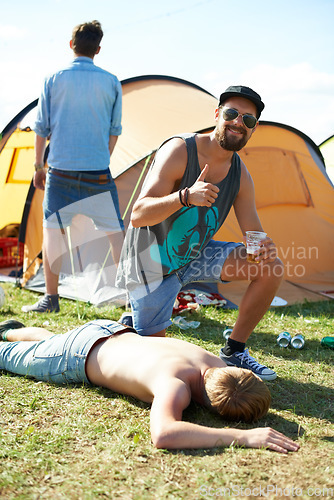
[246,231,267,263]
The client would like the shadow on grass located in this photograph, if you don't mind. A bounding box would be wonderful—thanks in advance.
[260,347,333,378]
[171,312,334,368]
[93,383,325,442]
[269,300,334,319]
[170,298,333,346]
[248,329,334,365]
[322,436,334,443]
[86,381,334,439]
[93,385,151,411]
[163,401,305,456]
[269,378,334,423]
[73,381,315,450]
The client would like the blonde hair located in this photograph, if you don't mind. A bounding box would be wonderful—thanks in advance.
[203,367,271,422]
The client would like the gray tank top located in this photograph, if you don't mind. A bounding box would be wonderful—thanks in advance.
[117,134,241,289]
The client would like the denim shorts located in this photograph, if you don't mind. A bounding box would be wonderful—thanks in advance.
[129,239,242,336]
[43,168,124,232]
[0,320,128,385]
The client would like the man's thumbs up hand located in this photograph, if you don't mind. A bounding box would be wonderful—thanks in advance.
[188,164,219,207]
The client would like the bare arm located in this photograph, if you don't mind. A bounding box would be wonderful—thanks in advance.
[33,134,47,191]
[109,135,118,156]
[150,379,299,453]
[131,138,219,227]
[233,162,263,234]
[234,162,278,262]
[131,139,188,227]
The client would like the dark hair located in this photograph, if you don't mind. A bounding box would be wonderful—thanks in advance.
[71,20,103,58]
[203,367,271,422]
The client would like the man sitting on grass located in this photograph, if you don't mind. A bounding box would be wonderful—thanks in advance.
[0,319,299,453]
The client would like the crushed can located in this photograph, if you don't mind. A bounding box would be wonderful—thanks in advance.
[223,328,233,340]
[277,331,291,348]
[291,334,305,349]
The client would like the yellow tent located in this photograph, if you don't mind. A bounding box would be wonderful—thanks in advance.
[0,101,38,232]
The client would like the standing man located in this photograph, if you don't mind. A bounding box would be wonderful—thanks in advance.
[117,86,284,381]
[23,20,124,314]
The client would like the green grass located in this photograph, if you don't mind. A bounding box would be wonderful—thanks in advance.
[0,282,333,499]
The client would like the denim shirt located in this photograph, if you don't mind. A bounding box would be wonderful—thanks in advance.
[33,57,122,171]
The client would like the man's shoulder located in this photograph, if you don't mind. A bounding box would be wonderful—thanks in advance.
[89,63,120,80]
[42,61,76,82]
[51,60,120,81]
[155,136,189,165]
[42,64,67,82]
[158,134,195,154]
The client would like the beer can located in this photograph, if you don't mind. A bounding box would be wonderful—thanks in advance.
[291,334,305,349]
[277,331,291,348]
[321,337,334,349]
[223,328,233,340]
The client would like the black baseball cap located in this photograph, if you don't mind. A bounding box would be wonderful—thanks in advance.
[219,85,265,118]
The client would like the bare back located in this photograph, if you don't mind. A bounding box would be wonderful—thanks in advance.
[86,333,225,403]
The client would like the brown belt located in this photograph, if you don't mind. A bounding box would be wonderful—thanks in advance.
[50,170,110,184]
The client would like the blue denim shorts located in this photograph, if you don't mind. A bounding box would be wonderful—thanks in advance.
[0,320,128,385]
[43,168,124,232]
[129,240,242,336]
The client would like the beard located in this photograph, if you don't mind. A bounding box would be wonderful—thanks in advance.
[215,125,249,151]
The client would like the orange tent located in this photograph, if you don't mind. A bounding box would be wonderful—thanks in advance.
[319,135,334,185]
[216,122,334,305]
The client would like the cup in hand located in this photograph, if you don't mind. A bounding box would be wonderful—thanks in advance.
[246,231,267,263]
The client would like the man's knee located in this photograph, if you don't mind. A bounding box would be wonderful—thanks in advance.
[262,257,284,282]
[243,257,284,284]
[274,257,284,278]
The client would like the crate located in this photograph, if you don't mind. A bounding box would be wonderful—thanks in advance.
[0,238,24,268]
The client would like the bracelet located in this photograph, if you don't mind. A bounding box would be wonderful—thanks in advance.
[34,163,44,171]
[184,187,192,207]
[179,189,187,207]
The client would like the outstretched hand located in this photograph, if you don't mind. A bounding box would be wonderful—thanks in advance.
[240,427,300,454]
[188,164,219,207]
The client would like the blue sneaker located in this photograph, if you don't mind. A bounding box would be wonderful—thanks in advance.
[219,348,277,381]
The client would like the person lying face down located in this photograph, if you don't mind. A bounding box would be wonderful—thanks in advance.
[0,319,299,453]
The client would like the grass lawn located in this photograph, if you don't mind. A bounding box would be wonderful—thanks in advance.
[0,282,333,499]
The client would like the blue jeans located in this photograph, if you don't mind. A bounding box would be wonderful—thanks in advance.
[0,320,127,385]
[43,168,124,232]
[130,240,243,336]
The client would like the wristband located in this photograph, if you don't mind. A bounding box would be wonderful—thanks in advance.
[184,187,192,207]
[179,189,187,207]
[34,163,44,172]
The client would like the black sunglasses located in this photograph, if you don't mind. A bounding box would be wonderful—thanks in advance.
[222,107,258,129]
